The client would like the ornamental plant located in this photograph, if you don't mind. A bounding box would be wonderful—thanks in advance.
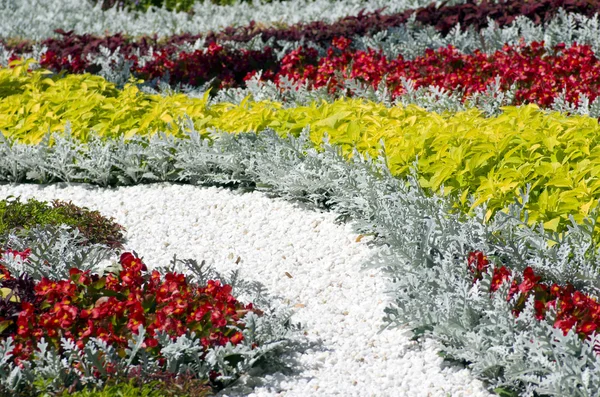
[11,35,600,109]
[59,378,211,397]
[6,85,600,235]
[0,61,209,144]
[23,39,279,90]
[0,249,257,393]
[94,0,282,12]
[93,0,197,12]
[0,196,126,249]
[468,251,600,344]
[274,40,600,107]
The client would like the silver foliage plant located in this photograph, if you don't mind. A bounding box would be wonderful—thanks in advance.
[0,322,297,395]
[1,126,600,394]
[0,0,462,41]
[0,219,302,395]
[0,225,113,280]
[355,10,600,60]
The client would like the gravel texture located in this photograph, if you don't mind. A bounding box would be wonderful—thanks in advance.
[0,182,493,397]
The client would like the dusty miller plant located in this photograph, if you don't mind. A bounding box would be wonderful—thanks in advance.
[0,224,113,280]
[0,0,459,40]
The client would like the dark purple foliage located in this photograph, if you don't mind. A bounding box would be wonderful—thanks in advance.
[0,274,36,338]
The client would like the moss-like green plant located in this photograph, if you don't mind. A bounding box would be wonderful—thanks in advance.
[0,196,125,249]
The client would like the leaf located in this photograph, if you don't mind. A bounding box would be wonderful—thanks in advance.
[545,176,572,188]
[493,387,519,397]
[0,320,12,335]
[142,297,156,312]
[0,288,19,302]
[580,199,596,215]
[314,111,352,129]
[160,113,173,124]
[91,278,107,290]
[543,216,561,232]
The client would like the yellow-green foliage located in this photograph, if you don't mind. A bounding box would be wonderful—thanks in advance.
[0,61,209,144]
[4,66,600,232]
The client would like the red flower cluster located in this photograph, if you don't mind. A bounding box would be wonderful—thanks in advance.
[34,41,279,90]
[0,251,256,369]
[468,251,600,343]
[467,250,511,292]
[12,35,600,108]
[275,40,600,107]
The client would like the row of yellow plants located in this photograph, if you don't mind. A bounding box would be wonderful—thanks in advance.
[3,63,600,232]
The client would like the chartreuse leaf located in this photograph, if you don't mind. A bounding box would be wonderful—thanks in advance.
[0,320,12,334]
[0,287,19,302]
[543,216,562,232]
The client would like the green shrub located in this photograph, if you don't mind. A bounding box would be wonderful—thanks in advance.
[0,196,125,248]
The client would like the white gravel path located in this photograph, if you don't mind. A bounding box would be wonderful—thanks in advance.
[0,182,493,397]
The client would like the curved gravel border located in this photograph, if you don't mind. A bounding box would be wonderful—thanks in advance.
[0,182,492,396]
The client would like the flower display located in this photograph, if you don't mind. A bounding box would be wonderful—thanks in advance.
[6,0,600,394]
[12,36,600,109]
[468,251,600,342]
[0,250,255,371]
[276,40,600,107]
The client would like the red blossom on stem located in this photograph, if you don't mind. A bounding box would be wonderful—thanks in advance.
[467,251,600,350]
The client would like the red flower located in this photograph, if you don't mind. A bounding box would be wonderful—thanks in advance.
[490,266,511,292]
[51,301,79,328]
[577,321,597,336]
[572,291,589,308]
[230,331,244,345]
[534,299,547,320]
[332,37,352,51]
[143,337,159,349]
[211,310,227,328]
[467,251,490,282]
[69,268,92,285]
[518,267,540,295]
[555,316,578,335]
[120,251,147,272]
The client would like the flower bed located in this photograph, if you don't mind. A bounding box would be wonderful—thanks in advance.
[0,196,298,396]
[4,0,600,395]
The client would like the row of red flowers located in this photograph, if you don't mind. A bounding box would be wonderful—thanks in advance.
[273,39,600,107]
[9,39,600,108]
[467,251,600,343]
[0,248,257,375]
